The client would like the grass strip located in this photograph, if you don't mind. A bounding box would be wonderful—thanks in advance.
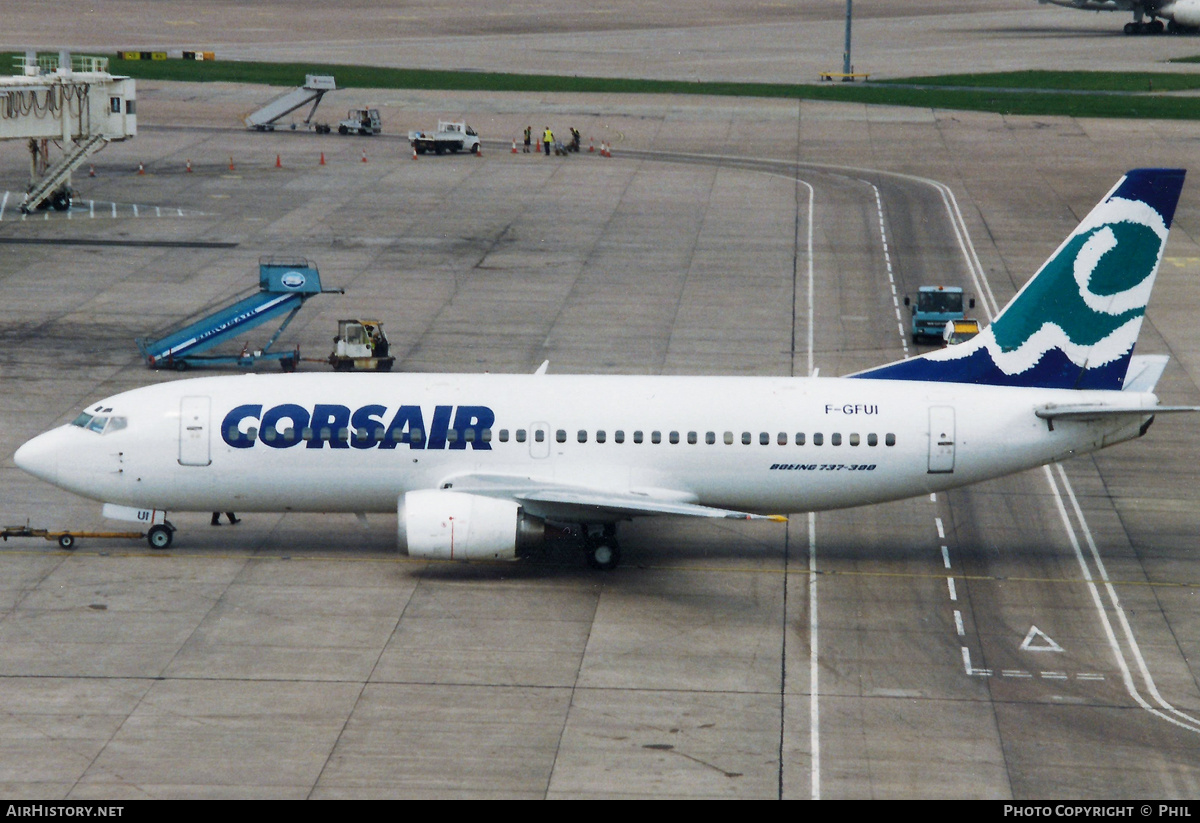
[7,54,1200,120]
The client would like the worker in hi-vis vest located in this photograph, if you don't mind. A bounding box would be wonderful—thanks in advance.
[543,126,553,156]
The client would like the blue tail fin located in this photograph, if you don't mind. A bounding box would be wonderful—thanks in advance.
[853,168,1185,390]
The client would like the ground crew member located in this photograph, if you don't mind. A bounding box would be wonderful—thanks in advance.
[523,125,532,153]
[543,126,553,156]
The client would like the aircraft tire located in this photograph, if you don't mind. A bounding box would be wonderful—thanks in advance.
[147,525,173,550]
[586,538,620,571]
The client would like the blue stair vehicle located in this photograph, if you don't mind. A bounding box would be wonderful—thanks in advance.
[136,257,341,371]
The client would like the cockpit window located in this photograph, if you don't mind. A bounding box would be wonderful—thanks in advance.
[72,412,126,434]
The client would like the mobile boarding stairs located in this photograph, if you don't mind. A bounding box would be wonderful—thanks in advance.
[243,75,336,132]
[136,257,341,371]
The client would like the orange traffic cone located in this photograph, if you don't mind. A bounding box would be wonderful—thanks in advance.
[511,140,518,154]
[361,150,367,163]
[319,152,325,166]
[412,145,418,160]
[89,164,96,177]
[588,139,595,153]
[137,162,144,175]
[275,154,282,168]
[229,156,235,171]
[475,142,482,157]
[185,159,192,173]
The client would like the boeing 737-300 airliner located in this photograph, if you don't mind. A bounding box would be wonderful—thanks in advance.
[13,169,1196,569]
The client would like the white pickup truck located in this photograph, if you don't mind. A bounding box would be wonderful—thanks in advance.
[408,121,480,154]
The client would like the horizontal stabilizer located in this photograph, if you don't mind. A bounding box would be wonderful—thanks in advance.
[1122,354,1170,392]
[1035,403,1198,421]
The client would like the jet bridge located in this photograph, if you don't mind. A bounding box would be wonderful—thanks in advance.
[136,257,342,371]
[0,52,136,212]
[243,75,335,131]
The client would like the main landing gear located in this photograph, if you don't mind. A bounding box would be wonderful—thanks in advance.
[1125,19,1164,34]
[1124,19,1199,35]
[583,525,621,571]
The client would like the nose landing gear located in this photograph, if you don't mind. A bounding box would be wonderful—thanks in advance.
[147,522,175,550]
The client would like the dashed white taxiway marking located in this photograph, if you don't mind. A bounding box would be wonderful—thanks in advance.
[0,192,200,221]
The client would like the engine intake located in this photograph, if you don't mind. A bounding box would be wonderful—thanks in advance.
[398,489,545,560]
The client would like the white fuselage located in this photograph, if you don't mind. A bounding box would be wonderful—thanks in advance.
[15,373,1154,518]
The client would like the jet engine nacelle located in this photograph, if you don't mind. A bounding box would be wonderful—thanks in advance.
[398,489,545,560]
[1164,0,1200,26]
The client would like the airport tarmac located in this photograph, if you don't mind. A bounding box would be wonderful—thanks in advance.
[3,3,1200,802]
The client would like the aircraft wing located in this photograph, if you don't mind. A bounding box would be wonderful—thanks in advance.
[439,473,788,522]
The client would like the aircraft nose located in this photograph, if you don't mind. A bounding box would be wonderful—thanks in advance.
[14,430,61,486]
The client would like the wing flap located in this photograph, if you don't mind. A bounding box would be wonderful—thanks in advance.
[517,488,786,521]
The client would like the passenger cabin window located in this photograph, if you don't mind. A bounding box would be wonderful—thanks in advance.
[651,431,662,444]
[831,433,842,446]
[706,432,716,445]
[669,431,679,444]
[596,430,606,443]
[516,429,527,443]
[725,432,734,445]
[885,433,896,446]
[634,431,644,444]
[615,430,625,444]
[577,430,587,443]
[795,433,806,445]
[813,433,824,446]
[849,433,859,446]
[759,432,769,446]
[556,430,566,443]
[867,433,877,446]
